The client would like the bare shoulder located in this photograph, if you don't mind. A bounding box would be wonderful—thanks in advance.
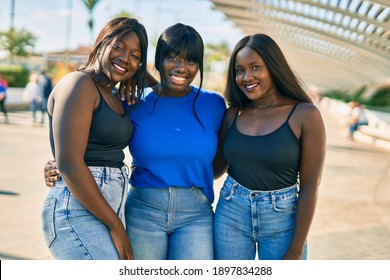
[55,72,92,91]
[53,72,95,99]
[295,102,322,119]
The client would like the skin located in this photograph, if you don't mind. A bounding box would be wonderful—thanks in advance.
[44,48,201,260]
[48,31,142,260]
[155,52,199,97]
[214,46,326,260]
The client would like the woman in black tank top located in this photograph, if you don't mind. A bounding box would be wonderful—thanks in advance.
[213,34,326,260]
[41,17,148,260]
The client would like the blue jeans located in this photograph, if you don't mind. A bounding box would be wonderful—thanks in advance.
[41,165,129,260]
[349,121,368,137]
[214,176,307,260]
[125,186,214,260]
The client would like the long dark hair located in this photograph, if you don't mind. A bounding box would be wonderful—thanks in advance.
[225,33,312,108]
[77,17,148,101]
[153,23,205,129]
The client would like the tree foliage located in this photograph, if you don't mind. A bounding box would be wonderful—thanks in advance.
[80,0,102,43]
[114,10,134,19]
[0,28,37,63]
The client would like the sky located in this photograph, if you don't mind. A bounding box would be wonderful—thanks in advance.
[0,0,244,54]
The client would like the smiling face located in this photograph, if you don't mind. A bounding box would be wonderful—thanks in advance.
[160,51,199,96]
[235,46,276,102]
[100,31,142,84]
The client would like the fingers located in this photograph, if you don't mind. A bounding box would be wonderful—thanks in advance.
[120,249,134,260]
[130,82,136,105]
[118,80,136,106]
[118,82,126,102]
[44,159,56,172]
[125,79,133,106]
[43,159,59,187]
[45,170,60,187]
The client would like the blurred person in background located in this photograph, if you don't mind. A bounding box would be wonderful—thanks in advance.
[40,70,53,117]
[0,74,9,123]
[347,100,368,140]
[23,73,45,124]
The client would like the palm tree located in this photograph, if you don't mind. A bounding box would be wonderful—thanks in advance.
[80,0,102,44]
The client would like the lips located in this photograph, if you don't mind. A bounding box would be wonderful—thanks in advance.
[112,62,127,73]
[170,74,186,81]
[245,83,259,91]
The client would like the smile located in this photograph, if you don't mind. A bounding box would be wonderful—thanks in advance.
[113,63,126,73]
[171,75,186,81]
[245,83,258,90]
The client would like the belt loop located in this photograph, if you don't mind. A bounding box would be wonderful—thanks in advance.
[124,164,129,177]
[271,193,275,206]
[103,167,108,184]
[226,182,237,201]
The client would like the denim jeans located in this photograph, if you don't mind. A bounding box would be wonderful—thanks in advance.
[214,176,307,260]
[41,165,129,260]
[125,186,214,260]
[349,121,368,136]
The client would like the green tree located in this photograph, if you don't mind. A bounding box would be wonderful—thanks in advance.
[80,0,102,44]
[0,28,37,63]
[114,10,134,19]
[204,41,231,71]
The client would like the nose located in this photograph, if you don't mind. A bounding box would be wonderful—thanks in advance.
[119,50,130,63]
[242,70,253,82]
[174,59,185,70]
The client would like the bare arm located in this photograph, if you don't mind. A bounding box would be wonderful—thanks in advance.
[213,107,238,179]
[52,73,133,259]
[283,104,326,260]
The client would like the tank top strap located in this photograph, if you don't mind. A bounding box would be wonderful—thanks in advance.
[286,102,299,122]
[92,81,104,111]
[229,108,240,130]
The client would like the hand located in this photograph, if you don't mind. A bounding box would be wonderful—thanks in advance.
[110,226,134,260]
[43,159,60,187]
[118,78,137,106]
[282,250,302,260]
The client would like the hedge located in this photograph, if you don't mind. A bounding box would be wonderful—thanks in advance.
[0,64,30,87]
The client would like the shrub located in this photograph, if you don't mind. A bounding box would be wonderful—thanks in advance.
[0,64,30,87]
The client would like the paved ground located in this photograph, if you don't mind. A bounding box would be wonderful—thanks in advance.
[0,107,389,260]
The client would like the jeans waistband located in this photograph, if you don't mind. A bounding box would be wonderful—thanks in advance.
[225,175,298,199]
[58,165,129,181]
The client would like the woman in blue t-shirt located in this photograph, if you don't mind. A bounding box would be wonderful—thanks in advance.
[124,23,226,260]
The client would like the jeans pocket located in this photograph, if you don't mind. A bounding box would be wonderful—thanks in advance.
[272,193,297,212]
[220,184,235,201]
[42,198,56,247]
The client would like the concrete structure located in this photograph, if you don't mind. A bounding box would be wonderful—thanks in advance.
[211,0,390,91]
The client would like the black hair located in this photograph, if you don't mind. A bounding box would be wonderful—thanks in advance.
[153,23,205,129]
[77,17,148,106]
[225,33,312,108]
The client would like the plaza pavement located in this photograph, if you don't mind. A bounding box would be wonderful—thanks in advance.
[0,107,389,260]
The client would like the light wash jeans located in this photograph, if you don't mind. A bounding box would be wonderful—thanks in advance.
[41,165,129,260]
[125,186,214,260]
[214,175,307,260]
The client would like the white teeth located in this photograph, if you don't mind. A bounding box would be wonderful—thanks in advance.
[113,64,125,71]
[245,84,257,89]
[171,75,185,81]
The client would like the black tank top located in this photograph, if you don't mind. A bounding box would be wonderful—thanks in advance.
[223,103,300,191]
[49,83,133,168]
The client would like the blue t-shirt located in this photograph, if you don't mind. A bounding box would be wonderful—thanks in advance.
[127,87,226,202]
